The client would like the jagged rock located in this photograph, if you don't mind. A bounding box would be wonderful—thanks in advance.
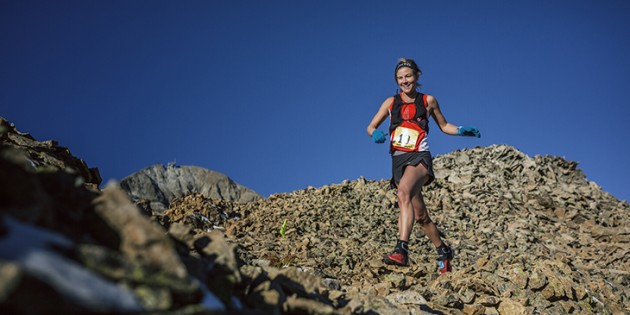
[496,298,530,315]
[284,295,336,315]
[462,303,485,315]
[93,182,189,279]
[0,153,99,242]
[0,116,101,188]
[385,289,428,306]
[120,163,262,212]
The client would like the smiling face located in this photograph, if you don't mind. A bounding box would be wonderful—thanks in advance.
[396,67,418,94]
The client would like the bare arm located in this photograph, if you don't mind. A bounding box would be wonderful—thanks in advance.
[426,95,459,136]
[367,97,394,136]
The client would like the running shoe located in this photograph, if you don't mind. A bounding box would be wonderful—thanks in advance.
[384,251,409,266]
[437,245,454,274]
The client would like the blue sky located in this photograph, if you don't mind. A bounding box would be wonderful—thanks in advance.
[2,0,629,202]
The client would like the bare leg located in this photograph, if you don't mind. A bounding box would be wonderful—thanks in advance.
[412,191,443,248]
[396,163,428,242]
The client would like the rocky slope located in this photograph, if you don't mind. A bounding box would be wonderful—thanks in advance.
[163,144,629,314]
[120,163,262,212]
[1,117,628,314]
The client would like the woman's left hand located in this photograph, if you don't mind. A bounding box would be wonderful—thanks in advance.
[457,126,481,138]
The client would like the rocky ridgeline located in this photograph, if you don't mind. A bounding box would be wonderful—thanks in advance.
[1,117,629,314]
[0,117,101,188]
[162,145,629,314]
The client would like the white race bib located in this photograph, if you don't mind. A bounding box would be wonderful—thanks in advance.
[391,126,419,150]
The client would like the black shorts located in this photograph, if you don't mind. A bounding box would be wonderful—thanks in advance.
[390,151,435,188]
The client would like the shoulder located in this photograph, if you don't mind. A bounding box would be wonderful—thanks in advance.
[424,94,439,108]
[384,95,396,103]
[381,96,396,109]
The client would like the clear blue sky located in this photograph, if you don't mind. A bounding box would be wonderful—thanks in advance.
[2,1,629,202]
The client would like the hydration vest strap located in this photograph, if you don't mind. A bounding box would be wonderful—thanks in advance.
[390,93,427,111]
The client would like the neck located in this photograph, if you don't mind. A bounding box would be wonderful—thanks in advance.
[401,90,418,100]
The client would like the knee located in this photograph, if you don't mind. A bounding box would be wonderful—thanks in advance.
[415,209,432,226]
[397,187,412,203]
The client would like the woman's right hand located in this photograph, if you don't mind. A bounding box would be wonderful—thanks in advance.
[372,130,387,143]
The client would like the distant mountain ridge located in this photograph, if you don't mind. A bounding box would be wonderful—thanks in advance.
[120,163,262,212]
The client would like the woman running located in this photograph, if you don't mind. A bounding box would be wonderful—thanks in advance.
[367,58,480,273]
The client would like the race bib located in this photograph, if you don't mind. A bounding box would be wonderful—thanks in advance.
[391,126,419,150]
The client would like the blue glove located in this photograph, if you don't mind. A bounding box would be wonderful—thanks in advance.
[457,126,481,138]
[372,130,387,143]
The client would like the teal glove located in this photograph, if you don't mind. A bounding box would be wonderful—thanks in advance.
[457,126,481,138]
[372,130,387,143]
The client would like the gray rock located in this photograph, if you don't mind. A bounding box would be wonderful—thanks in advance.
[386,289,428,306]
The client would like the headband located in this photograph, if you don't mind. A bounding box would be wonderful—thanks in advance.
[395,62,414,72]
